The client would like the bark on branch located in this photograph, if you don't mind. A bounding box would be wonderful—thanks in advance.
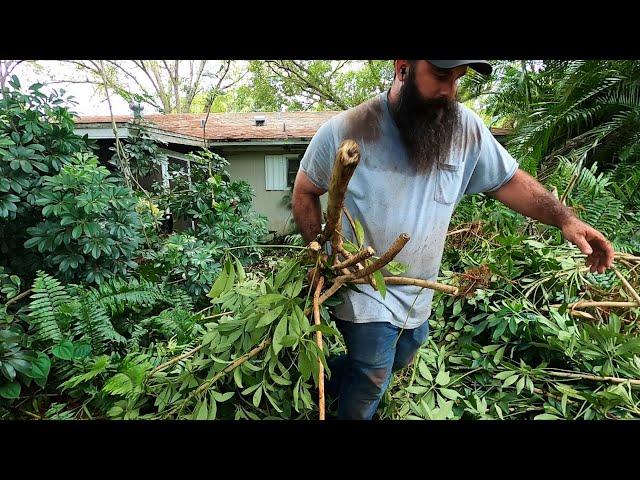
[319,140,360,246]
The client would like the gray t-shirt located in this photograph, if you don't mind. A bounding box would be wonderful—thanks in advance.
[300,91,518,329]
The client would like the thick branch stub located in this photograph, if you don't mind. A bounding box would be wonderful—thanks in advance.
[320,140,360,245]
[350,233,410,280]
[308,241,321,253]
[333,247,375,270]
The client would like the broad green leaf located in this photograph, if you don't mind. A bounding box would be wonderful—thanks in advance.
[256,304,285,328]
[307,324,339,337]
[279,335,298,348]
[405,385,429,394]
[234,257,246,283]
[293,305,310,333]
[272,317,289,355]
[342,242,358,254]
[373,270,386,299]
[502,374,519,388]
[255,294,286,307]
[52,340,74,360]
[211,391,234,403]
[534,413,560,420]
[0,381,21,399]
[71,225,83,239]
[494,370,516,380]
[435,369,450,386]
[208,398,218,420]
[252,385,263,407]
[288,311,301,337]
[73,343,92,359]
[270,373,292,386]
[19,160,33,173]
[440,388,462,401]
[207,265,229,299]
[418,361,432,381]
[493,346,505,365]
[354,219,365,247]
[274,259,298,289]
[195,401,208,420]
[29,353,51,379]
[386,261,407,275]
[233,366,243,388]
[0,135,14,147]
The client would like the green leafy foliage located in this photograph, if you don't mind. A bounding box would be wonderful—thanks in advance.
[24,152,145,284]
[0,76,96,279]
[2,65,640,421]
[155,149,268,252]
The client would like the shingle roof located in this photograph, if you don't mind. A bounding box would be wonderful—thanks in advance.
[75,112,339,142]
[75,112,511,142]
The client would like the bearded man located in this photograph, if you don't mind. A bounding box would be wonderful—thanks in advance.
[292,60,614,420]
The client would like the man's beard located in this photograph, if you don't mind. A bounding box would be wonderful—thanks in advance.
[389,71,461,173]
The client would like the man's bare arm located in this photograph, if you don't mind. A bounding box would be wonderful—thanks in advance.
[489,169,614,273]
[292,170,327,244]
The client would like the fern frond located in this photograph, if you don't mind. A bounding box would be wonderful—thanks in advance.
[574,195,625,237]
[143,307,199,343]
[27,271,68,344]
[72,299,125,354]
[86,277,165,316]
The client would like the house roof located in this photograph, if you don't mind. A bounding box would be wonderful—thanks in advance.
[75,112,339,142]
[74,112,512,144]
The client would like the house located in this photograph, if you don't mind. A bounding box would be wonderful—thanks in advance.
[74,111,511,234]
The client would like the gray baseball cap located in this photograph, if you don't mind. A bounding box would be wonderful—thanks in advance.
[428,60,493,75]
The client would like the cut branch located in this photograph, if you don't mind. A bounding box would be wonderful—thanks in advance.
[343,206,358,240]
[313,276,326,420]
[349,234,410,280]
[4,289,33,307]
[352,276,459,295]
[551,301,640,309]
[148,345,204,377]
[566,309,597,321]
[319,140,360,246]
[545,370,640,387]
[612,267,640,305]
[333,247,375,270]
[163,337,272,418]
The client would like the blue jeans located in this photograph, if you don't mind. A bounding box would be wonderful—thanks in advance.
[325,318,430,420]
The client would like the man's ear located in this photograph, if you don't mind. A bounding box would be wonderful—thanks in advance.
[395,60,409,80]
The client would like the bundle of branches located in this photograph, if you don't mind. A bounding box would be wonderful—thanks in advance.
[302,140,457,417]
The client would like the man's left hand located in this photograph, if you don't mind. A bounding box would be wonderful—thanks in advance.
[561,217,614,274]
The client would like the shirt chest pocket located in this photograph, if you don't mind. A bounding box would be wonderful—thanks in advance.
[434,159,463,205]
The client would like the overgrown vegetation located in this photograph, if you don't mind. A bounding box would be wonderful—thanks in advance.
[1,60,639,420]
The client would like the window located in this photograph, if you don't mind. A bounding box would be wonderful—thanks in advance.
[265,154,302,191]
[287,155,301,189]
[265,155,287,190]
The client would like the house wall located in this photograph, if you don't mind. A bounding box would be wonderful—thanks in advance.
[84,132,509,236]
[224,150,328,234]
